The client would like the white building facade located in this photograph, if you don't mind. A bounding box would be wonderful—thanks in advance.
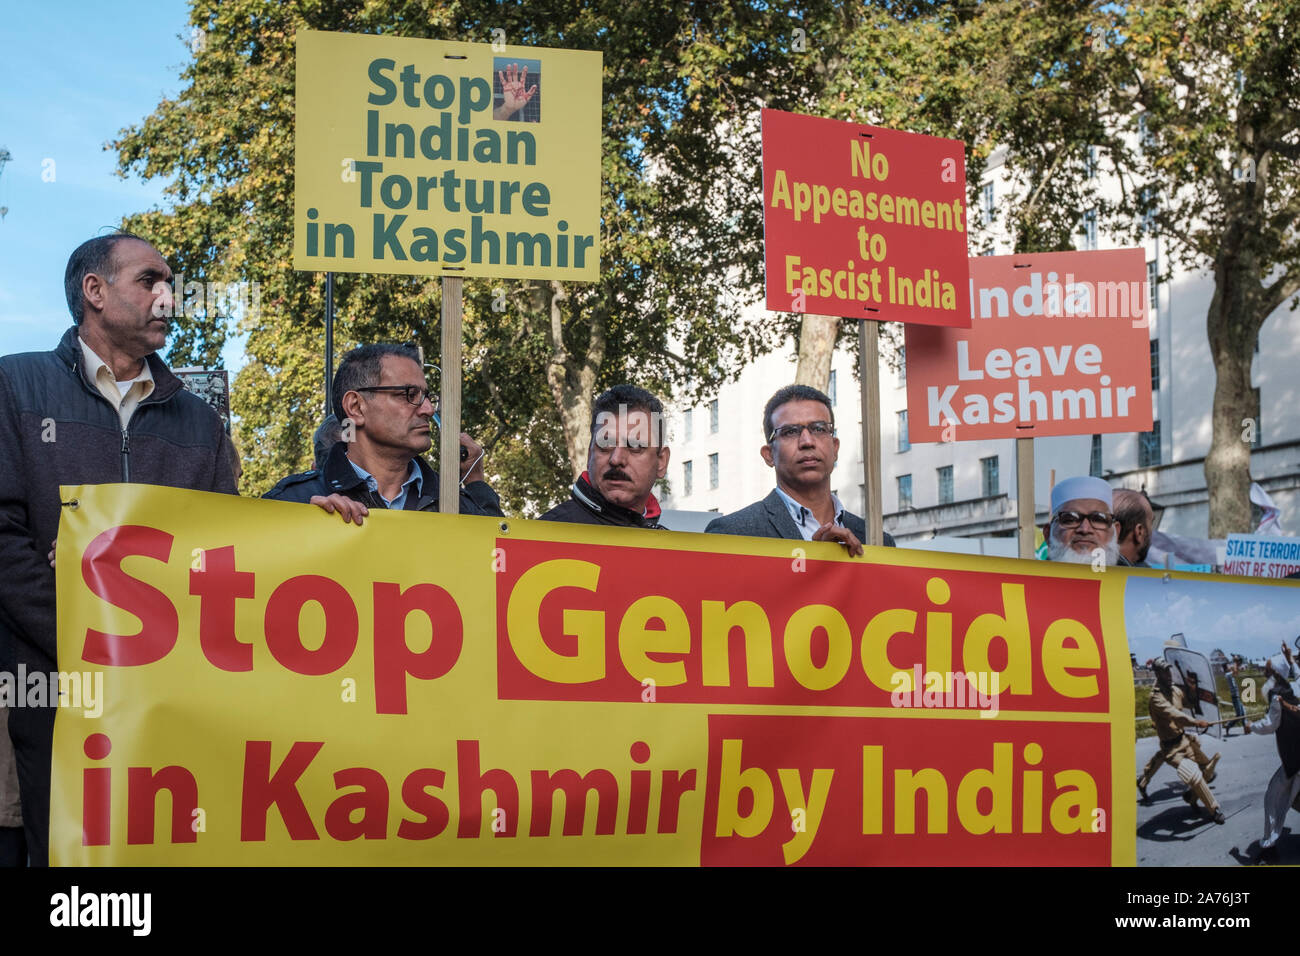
[659,150,1300,543]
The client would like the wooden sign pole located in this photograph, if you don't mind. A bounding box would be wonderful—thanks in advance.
[860,320,883,547]
[439,276,463,515]
[1017,436,1035,559]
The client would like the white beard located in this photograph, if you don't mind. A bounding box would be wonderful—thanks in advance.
[1048,526,1119,566]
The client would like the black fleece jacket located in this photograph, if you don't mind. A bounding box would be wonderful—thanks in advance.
[0,326,237,673]
[263,440,505,517]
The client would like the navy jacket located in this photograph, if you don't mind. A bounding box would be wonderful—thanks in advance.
[264,440,504,517]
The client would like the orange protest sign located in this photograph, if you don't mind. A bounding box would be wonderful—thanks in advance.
[904,249,1153,443]
[761,109,971,326]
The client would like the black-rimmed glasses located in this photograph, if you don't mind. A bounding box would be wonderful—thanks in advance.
[1054,510,1115,529]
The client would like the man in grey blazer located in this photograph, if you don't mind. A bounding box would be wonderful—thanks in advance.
[704,384,895,554]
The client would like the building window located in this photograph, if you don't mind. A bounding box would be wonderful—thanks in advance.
[898,474,913,510]
[1150,339,1160,391]
[1085,145,1097,179]
[937,466,954,505]
[683,408,692,443]
[709,453,719,489]
[897,410,910,452]
[1089,434,1103,477]
[1138,421,1161,467]
[1138,113,1155,149]
[1140,185,1157,234]
[828,369,837,406]
[683,460,693,497]
[980,456,999,497]
[1081,209,1097,250]
[1146,259,1158,311]
[709,398,719,434]
[897,345,906,384]
[981,182,995,223]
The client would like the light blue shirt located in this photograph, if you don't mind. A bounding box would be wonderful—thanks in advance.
[773,485,845,541]
[347,456,423,511]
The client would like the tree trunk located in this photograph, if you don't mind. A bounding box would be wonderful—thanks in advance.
[1203,247,1260,539]
[541,280,606,478]
[795,313,839,391]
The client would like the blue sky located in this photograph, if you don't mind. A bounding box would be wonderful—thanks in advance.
[1125,575,1300,664]
[0,1,230,361]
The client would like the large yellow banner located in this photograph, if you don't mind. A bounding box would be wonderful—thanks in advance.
[293,30,601,279]
[52,485,1134,865]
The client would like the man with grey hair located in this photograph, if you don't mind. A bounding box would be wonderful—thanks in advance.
[0,232,237,864]
[266,343,502,520]
[1045,475,1120,566]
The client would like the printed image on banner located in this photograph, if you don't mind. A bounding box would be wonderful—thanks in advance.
[761,109,970,327]
[904,249,1153,443]
[293,30,601,280]
[49,485,1141,865]
[1124,571,1300,865]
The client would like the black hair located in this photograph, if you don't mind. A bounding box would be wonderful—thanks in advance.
[762,384,834,442]
[1113,488,1153,540]
[332,343,422,421]
[64,232,150,325]
[590,384,665,446]
[313,414,343,470]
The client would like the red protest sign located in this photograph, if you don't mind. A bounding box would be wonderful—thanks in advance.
[904,249,1153,443]
[761,109,970,327]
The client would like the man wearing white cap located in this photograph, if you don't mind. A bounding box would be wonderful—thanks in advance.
[1046,475,1121,566]
[1245,648,1300,862]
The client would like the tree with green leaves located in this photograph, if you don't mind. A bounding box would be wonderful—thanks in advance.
[114,0,860,513]
[802,0,1299,536]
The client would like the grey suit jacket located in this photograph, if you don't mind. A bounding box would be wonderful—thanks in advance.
[704,489,896,547]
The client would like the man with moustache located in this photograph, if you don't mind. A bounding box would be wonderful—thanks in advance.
[540,385,670,528]
[1045,475,1120,566]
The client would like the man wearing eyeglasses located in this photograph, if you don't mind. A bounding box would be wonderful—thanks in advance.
[704,384,893,555]
[1045,475,1120,566]
[265,344,503,520]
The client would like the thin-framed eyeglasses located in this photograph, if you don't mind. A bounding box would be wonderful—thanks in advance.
[769,421,835,443]
[355,385,432,407]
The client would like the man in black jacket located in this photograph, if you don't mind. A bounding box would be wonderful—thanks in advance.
[705,384,893,555]
[540,385,670,528]
[265,344,503,519]
[0,233,237,865]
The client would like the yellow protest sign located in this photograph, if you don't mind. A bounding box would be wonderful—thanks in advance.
[51,484,1135,865]
[293,30,601,280]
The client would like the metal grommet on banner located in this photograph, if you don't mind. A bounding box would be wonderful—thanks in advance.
[61,498,79,510]
[498,521,510,534]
